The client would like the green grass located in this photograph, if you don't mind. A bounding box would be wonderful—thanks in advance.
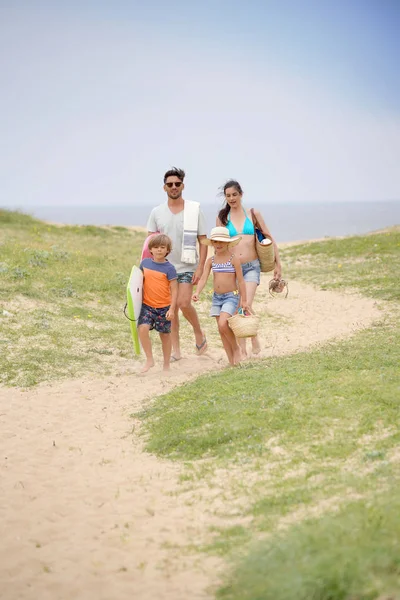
[280,228,400,301]
[137,227,400,598]
[217,489,400,600]
[3,212,400,596]
[139,323,399,461]
[0,209,146,385]
[139,321,400,548]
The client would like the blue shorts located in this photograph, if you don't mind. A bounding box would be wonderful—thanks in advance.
[210,291,240,317]
[138,303,171,333]
[177,272,194,284]
[242,259,261,285]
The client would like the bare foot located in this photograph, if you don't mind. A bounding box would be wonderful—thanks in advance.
[140,359,155,374]
[240,348,249,361]
[171,355,182,362]
[194,329,205,348]
[239,343,248,360]
[233,348,242,365]
[195,332,208,355]
[251,336,261,355]
[163,364,170,372]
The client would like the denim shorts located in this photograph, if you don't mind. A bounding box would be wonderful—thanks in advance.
[241,259,261,285]
[210,291,240,317]
[177,272,194,284]
[138,303,171,333]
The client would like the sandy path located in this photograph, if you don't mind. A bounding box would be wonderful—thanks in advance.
[0,278,381,600]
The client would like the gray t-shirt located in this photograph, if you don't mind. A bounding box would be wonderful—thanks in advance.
[147,202,207,274]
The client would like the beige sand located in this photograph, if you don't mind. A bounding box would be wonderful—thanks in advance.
[0,276,382,600]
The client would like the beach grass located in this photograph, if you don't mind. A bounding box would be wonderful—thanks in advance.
[138,227,400,598]
[281,228,400,301]
[0,209,146,385]
[216,489,400,600]
[2,210,400,597]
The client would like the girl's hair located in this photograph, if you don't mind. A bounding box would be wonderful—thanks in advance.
[148,233,172,254]
[218,180,244,226]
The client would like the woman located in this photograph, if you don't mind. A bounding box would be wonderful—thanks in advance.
[216,180,282,357]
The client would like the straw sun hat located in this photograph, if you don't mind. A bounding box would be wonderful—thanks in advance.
[201,227,241,248]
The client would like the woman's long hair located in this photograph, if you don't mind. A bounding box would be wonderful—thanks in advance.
[218,180,244,226]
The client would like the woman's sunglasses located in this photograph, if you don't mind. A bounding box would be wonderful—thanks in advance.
[165,182,183,188]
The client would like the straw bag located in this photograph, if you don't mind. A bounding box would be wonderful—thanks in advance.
[228,309,260,338]
[250,208,275,273]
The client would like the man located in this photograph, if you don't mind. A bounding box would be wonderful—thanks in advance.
[146,167,208,360]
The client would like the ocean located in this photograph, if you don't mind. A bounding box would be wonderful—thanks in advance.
[16,201,400,243]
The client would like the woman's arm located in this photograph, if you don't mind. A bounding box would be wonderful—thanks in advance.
[192,258,212,301]
[232,256,250,313]
[216,216,222,226]
[253,209,282,280]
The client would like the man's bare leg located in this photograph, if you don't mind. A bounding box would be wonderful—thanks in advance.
[171,306,181,360]
[171,283,205,357]
[178,283,205,349]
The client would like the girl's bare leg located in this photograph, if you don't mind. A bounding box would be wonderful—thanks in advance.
[138,324,154,373]
[238,281,260,356]
[159,332,172,371]
[218,313,242,365]
[216,316,234,365]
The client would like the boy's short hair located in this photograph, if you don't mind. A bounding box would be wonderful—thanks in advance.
[148,233,172,254]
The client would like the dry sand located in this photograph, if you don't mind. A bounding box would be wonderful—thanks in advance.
[0,276,382,600]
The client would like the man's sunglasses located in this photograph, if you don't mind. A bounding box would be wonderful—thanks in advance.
[165,182,183,188]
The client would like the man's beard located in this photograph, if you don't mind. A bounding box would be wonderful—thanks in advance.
[167,191,182,200]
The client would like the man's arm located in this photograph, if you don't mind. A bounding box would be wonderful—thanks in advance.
[192,236,207,285]
[192,258,212,301]
[192,208,208,285]
[166,279,178,321]
[146,208,158,236]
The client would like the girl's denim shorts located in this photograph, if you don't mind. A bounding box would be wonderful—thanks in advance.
[241,259,261,285]
[210,291,240,317]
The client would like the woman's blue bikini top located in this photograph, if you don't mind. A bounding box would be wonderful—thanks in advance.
[226,209,255,236]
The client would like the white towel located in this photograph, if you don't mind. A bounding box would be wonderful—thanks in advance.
[181,200,200,265]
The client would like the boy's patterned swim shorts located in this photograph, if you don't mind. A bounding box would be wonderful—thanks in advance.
[138,304,171,333]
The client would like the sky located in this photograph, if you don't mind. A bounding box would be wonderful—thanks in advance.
[1,0,400,209]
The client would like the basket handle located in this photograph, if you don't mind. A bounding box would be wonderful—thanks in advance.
[250,208,273,242]
[237,307,255,317]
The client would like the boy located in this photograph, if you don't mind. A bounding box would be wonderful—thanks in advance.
[138,234,178,373]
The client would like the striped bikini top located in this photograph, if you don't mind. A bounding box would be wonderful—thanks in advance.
[212,255,235,274]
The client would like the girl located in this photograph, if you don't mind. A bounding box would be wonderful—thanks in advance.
[192,227,250,366]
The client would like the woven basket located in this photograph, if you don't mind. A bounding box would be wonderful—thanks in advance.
[255,235,275,273]
[228,311,260,338]
[249,209,276,273]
